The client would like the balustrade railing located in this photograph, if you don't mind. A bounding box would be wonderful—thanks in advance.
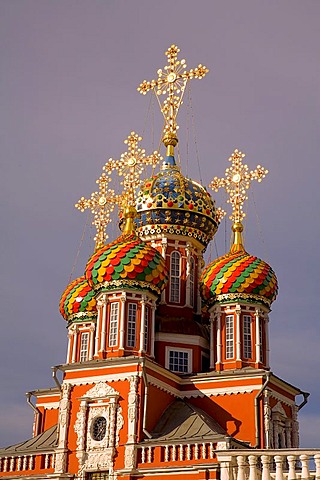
[216,450,320,480]
[0,452,55,474]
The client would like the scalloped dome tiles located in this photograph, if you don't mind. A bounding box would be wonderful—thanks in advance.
[60,276,97,321]
[85,232,168,295]
[200,248,278,307]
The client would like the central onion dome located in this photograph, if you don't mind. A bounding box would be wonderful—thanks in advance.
[200,222,278,308]
[135,153,219,248]
[60,276,97,322]
[85,206,168,295]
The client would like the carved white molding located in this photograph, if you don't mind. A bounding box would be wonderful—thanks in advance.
[55,383,72,474]
[82,381,119,400]
[74,383,123,477]
[272,401,287,417]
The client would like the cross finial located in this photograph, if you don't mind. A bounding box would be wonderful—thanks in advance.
[209,149,268,224]
[75,132,160,249]
[103,131,161,207]
[75,173,120,250]
[138,45,208,150]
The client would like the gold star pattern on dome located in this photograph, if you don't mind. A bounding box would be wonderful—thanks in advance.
[209,149,268,223]
[75,173,120,250]
[103,132,160,206]
[138,45,208,139]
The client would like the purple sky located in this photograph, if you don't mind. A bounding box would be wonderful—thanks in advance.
[1,1,319,448]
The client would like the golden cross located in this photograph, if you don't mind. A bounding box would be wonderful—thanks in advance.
[75,173,120,250]
[103,131,160,206]
[138,45,208,140]
[209,149,268,223]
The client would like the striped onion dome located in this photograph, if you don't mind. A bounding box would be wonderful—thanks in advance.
[85,207,168,295]
[135,154,219,247]
[60,275,97,321]
[200,222,278,308]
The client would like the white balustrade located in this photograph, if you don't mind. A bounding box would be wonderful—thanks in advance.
[217,450,320,480]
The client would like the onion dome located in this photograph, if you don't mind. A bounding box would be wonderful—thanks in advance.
[60,276,97,321]
[135,153,219,247]
[85,206,168,295]
[200,222,278,308]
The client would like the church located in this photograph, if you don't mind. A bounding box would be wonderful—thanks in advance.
[0,45,318,480]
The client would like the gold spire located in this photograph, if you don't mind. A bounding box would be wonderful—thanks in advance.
[138,45,208,152]
[209,149,268,250]
[104,132,160,206]
[75,173,119,250]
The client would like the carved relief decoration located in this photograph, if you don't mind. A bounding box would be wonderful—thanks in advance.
[74,382,123,477]
[55,383,72,474]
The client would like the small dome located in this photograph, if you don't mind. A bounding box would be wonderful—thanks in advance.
[200,223,278,308]
[85,227,168,296]
[135,157,219,247]
[60,276,97,321]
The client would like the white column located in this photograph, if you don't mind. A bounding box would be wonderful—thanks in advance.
[89,325,95,360]
[150,303,156,358]
[265,314,270,368]
[139,296,146,353]
[66,330,72,363]
[95,300,103,355]
[196,251,203,315]
[186,243,191,307]
[235,306,241,361]
[160,237,167,304]
[71,326,78,363]
[216,310,222,366]
[119,293,126,350]
[100,294,108,352]
[210,313,215,369]
[255,309,261,363]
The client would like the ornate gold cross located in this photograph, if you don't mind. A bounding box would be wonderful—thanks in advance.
[75,173,120,250]
[103,131,160,206]
[138,45,208,141]
[209,149,268,223]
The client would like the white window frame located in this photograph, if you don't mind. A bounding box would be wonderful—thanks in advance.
[243,315,252,358]
[108,302,119,347]
[165,347,192,374]
[170,251,181,303]
[225,315,234,360]
[79,331,89,362]
[127,303,137,347]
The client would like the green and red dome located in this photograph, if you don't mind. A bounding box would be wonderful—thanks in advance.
[60,276,97,321]
[200,229,278,307]
[85,231,168,295]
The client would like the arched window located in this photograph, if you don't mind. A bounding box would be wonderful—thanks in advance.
[225,315,234,359]
[243,315,252,358]
[127,303,137,347]
[109,302,119,347]
[190,257,195,307]
[79,332,89,362]
[170,251,181,303]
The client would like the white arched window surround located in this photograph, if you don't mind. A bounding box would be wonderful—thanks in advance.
[170,251,181,303]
